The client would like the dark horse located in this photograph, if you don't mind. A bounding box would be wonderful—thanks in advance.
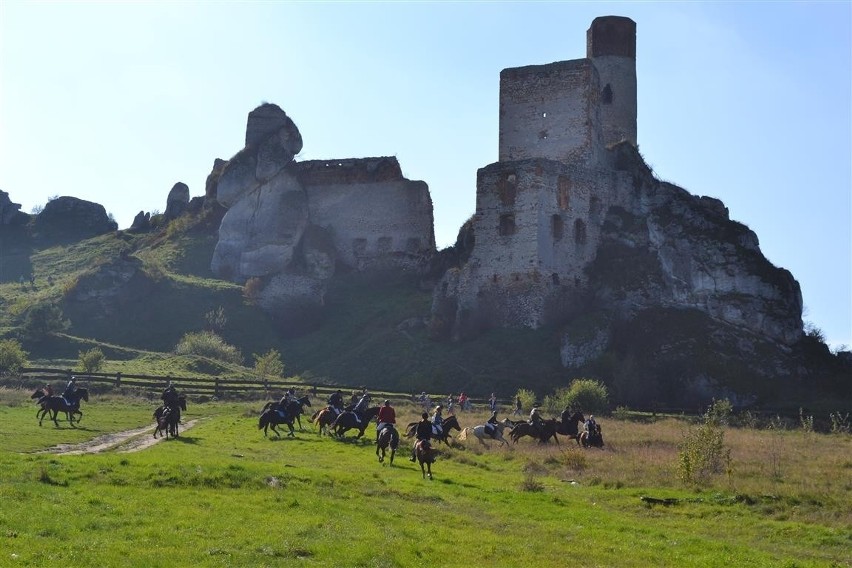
[580,424,604,448]
[414,440,435,479]
[510,418,559,444]
[556,411,586,445]
[330,407,380,438]
[376,424,400,464]
[405,415,461,445]
[153,396,187,439]
[259,396,312,438]
[261,396,312,431]
[31,388,88,427]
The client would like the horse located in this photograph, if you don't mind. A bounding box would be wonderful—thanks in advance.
[153,396,187,439]
[414,440,435,479]
[31,388,88,427]
[311,407,341,436]
[509,418,559,444]
[460,418,512,448]
[329,407,380,438]
[262,396,312,431]
[258,396,311,438]
[580,424,604,448]
[556,411,586,445]
[405,415,461,445]
[376,424,400,464]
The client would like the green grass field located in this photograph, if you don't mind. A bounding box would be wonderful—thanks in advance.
[0,390,849,567]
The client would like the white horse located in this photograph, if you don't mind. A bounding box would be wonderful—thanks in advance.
[459,418,512,448]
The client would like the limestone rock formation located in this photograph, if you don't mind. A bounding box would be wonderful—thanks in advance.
[32,196,117,241]
[210,104,436,320]
[164,182,190,220]
[129,211,151,232]
[0,190,27,226]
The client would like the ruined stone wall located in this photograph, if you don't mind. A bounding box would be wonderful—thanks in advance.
[498,59,602,166]
[301,159,434,268]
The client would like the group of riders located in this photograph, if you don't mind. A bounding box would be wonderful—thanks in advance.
[37,379,601,447]
[34,376,84,410]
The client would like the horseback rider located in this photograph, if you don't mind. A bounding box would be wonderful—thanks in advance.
[327,389,344,415]
[410,411,432,461]
[376,399,396,441]
[62,376,80,409]
[484,410,499,438]
[431,404,444,438]
[162,381,181,422]
[529,407,544,436]
[584,414,598,437]
[352,389,371,423]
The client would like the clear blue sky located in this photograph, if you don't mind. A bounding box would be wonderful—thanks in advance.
[1,2,849,349]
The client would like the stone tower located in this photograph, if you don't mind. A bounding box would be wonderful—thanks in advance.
[586,16,637,146]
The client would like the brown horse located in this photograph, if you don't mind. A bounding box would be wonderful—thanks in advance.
[311,407,340,436]
[509,418,559,444]
[414,439,435,479]
[405,415,461,445]
[153,396,187,439]
[580,424,604,448]
[376,425,400,464]
[556,411,586,445]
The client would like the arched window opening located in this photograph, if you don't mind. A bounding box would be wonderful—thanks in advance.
[602,84,613,105]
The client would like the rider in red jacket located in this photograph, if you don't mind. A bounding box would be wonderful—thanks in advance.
[376,399,396,441]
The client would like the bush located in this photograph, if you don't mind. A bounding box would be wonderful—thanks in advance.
[78,347,105,373]
[542,378,609,415]
[513,388,536,415]
[253,349,284,380]
[678,399,732,485]
[204,306,227,334]
[0,339,28,376]
[175,331,243,365]
[243,277,264,304]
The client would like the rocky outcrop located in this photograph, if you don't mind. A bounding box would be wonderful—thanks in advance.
[210,104,436,319]
[164,182,190,220]
[129,211,151,232]
[32,196,117,242]
[0,190,28,226]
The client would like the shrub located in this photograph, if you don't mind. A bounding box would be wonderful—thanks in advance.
[513,388,536,414]
[175,331,243,365]
[78,347,105,373]
[678,399,732,485]
[829,411,850,434]
[0,339,28,376]
[542,378,609,415]
[254,349,285,381]
[799,408,814,433]
[204,306,228,334]
[243,277,264,304]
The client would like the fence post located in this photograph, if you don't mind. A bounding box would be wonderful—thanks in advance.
[115,372,122,388]
[215,377,220,399]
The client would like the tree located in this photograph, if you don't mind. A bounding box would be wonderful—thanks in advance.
[18,303,70,342]
[0,339,28,376]
[542,378,609,415]
[254,349,285,381]
[78,347,106,373]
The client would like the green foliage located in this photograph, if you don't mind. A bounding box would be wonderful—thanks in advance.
[513,388,536,414]
[18,302,70,342]
[78,347,105,373]
[174,331,243,365]
[253,349,284,380]
[204,306,227,334]
[612,405,630,421]
[678,400,732,485]
[0,339,28,376]
[542,378,609,415]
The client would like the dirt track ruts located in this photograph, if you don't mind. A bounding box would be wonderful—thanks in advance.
[36,419,200,455]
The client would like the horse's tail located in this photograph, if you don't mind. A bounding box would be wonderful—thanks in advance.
[458,427,469,441]
[310,409,321,422]
[258,412,268,429]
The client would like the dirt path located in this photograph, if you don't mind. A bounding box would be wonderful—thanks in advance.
[38,419,200,455]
